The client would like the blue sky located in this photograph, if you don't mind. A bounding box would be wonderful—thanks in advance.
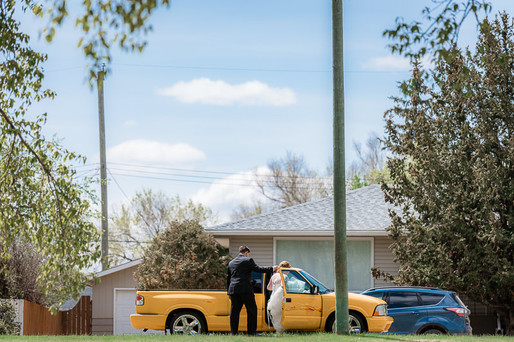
[21,0,514,222]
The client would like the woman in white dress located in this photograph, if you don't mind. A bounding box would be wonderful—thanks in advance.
[266,260,290,333]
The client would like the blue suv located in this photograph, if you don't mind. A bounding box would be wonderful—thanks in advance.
[361,287,472,335]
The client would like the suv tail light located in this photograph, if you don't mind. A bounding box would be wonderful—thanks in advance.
[136,295,144,306]
[445,307,466,317]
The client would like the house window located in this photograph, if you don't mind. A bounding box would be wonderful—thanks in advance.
[274,238,372,292]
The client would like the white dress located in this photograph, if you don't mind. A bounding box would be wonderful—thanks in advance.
[267,273,284,333]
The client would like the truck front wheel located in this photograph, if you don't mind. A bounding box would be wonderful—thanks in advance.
[325,312,367,333]
[169,311,206,335]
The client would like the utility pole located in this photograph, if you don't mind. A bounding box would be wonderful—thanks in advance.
[332,0,349,334]
[97,65,109,271]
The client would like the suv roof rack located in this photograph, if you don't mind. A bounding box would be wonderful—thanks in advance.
[364,286,443,291]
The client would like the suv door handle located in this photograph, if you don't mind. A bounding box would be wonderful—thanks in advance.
[285,298,291,302]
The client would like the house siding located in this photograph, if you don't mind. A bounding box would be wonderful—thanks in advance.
[373,236,399,288]
[229,236,274,265]
[92,266,137,335]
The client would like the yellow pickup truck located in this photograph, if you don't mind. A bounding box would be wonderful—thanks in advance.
[131,268,393,335]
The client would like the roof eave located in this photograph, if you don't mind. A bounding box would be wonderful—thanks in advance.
[206,229,389,236]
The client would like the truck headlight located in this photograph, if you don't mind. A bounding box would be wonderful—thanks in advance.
[136,295,144,306]
[373,304,387,316]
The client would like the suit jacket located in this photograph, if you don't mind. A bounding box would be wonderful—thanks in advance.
[227,254,273,295]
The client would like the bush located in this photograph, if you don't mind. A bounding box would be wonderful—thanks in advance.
[0,240,46,306]
[135,220,229,289]
[0,300,20,335]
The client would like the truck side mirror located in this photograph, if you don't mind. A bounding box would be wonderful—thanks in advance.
[311,285,319,294]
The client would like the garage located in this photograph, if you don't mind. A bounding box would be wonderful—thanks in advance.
[113,288,140,335]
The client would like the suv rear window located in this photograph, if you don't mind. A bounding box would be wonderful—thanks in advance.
[388,292,420,308]
[450,293,467,307]
[420,293,444,305]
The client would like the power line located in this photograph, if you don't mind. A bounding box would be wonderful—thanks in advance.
[115,63,329,73]
[108,161,332,182]
[108,171,331,191]
[108,161,235,176]
[114,63,408,74]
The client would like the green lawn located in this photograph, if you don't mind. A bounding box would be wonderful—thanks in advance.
[0,334,509,342]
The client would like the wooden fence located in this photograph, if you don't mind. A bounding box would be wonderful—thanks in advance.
[20,296,91,335]
[61,296,91,335]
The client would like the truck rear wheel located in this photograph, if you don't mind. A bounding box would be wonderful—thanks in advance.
[169,311,206,335]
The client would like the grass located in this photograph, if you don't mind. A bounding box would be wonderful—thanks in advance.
[0,333,510,342]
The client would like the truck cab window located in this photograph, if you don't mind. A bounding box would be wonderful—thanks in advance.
[251,272,263,293]
[284,270,312,294]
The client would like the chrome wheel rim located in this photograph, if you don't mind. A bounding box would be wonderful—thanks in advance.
[172,314,201,335]
[349,314,361,333]
[330,315,362,333]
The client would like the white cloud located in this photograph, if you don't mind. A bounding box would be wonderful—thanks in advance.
[107,139,206,165]
[363,55,435,72]
[158,78,296,106]
[191,166,270,222]
[123,120,137,127]
[363,55,411,71]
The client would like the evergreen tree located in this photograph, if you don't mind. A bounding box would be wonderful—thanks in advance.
[383,14,513,334]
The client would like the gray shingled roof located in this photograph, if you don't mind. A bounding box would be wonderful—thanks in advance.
[206,184,394,235]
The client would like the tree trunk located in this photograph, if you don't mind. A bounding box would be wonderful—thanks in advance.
[507,308,513,336]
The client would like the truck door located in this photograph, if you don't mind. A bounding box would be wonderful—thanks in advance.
[280,270,322,330]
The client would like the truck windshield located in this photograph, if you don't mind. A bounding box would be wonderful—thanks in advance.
[299,270,332,294]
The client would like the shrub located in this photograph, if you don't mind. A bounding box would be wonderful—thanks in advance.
[0,240,45,305]
[0,300,20,335]
[135,220,229,289]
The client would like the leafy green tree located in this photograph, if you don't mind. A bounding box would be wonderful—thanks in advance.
[383,14,513,334]
[109,189,218,265]
[33,0,171,80]
[0,1,101,312]
[384,0,492,59]
[135,220,229,290]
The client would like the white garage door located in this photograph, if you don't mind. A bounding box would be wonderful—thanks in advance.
[114,288,141,335]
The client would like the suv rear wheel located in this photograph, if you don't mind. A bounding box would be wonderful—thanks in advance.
[422,327,446,335]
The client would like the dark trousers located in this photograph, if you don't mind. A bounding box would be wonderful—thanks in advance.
[229,292,258,335]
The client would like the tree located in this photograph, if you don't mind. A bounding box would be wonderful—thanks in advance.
[135,220,229,290]
[384,0,492,59]
[1,1,102,312]
[231,152,332,219]
[0,240,45,305]
[230,201,269,221]
[383,14,513,334]
[347,133,391,189]
[1,0,174,312]
[109,189,218,265]
[257,151,332,208]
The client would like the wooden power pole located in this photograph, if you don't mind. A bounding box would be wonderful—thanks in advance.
[97,67,109,271]
[332,0,349,334]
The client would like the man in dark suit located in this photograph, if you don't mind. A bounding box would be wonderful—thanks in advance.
[227,245,276,335]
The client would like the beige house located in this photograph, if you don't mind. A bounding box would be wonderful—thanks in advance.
[91,185,403,335]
